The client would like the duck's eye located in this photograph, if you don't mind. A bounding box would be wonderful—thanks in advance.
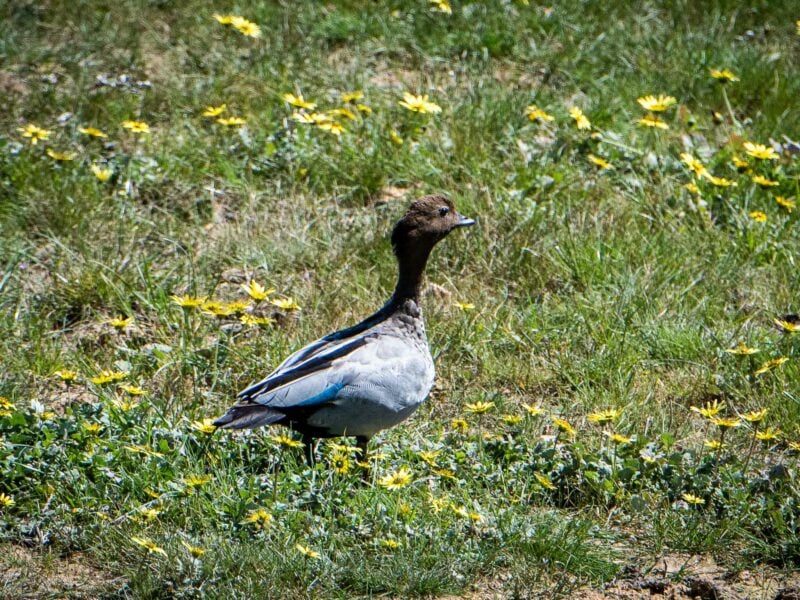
[438,206,450,217]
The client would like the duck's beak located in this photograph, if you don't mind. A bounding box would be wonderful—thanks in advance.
[455,213,476,228]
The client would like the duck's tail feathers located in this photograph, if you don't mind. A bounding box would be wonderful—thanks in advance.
[212,404,284,430]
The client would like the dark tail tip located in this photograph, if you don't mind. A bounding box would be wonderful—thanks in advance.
[212,404,284,430]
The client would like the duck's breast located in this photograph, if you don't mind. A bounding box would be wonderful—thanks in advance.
[306,333,435,437]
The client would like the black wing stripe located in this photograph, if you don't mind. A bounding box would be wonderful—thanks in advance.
[237,335,369,401]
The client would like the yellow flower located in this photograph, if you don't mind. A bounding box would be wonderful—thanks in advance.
[120,384,146,395]
[588,408,621,424]
[18,123,51,144]
[433,467,456,480]
[568,106,591,130]
[690,399,725,418]
[743,142,779,160]
[534,472,556,490]
[171,294,207,308]
[703,174,737,187]
[200,300,235,316]
[240,280,274,301]
[272,434,304,449]
[270,297,300,311]
[341,90,364,103]
[317,121,346,136]
[240,314,275,327]
[731,155,750,171]
[399,92,442,114]
[587,154,612,169]
[89,369,127,384]
[704,439,726,450]
[679,153,708,178]
[552,416,576,436]
[122,120,150,133]
[138,507,161,521]
[380,538,400,549]
[217,116,246,126]
[684,182,701,195]
[754,357,788,375]
[54,369,79,382]
[292,111,329,124]
[752,175,779,187]
[775,196,795,211]
[637,94,677,112]
[724,342,759,355]
[328,108,357,121]
[464,401,494,414]
[82,422,103,434]
[242,508,273,529]
[710,417,741,429]
[356,103,372,114]
[681,493,704,505]
[502,414,523,425]
[450,504,469,518]
[638,115,669,129]
[90,164,112,182]
[214,15,260,37]
[451,418,468,432]
[774,318,800,332]
[756,427,781,442]
[233,19,261,38]
[331,451,351,474]
[525,404,544,416]
[749,211,767,223]
[295,544,321,559]
[454,301,475,311]
[184,474,212,488]
[282,93,316,110]
[416,449,441,466]
[378,467,412,490]
[108,316,133,329]
[710,68,739,83]
[741,408,768,423]
[202,104,227,117]
[606,432,632,444]
[429,0,452,14]
[389,129,404,145]
[0,493,15,508]
[79,126,108,138]
[131,536,167,556]
[524,105,555,122]
[191,418,217,434]
[789,441,800,452]
[46,148,77,161]
[181,541,207,558]
[113,398,140,411]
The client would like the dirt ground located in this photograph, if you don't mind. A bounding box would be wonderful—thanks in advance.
[448,553,800,600]
[3,545,799,599]
[1,545,122,599]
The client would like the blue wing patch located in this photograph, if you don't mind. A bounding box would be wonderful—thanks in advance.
[294,382,345,407]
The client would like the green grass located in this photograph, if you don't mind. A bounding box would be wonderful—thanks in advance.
[2,0,800,597]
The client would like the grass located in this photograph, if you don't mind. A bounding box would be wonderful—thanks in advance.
[2,0,800,597]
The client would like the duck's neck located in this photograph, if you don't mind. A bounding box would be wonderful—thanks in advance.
[389,243,434,305]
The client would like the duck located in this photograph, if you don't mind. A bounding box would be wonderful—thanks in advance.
[212,195,475,462]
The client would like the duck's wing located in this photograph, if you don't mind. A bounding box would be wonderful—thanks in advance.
[213,333,374,429]
[269,305,391,373]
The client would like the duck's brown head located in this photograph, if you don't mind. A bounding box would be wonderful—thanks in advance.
[391,194,474,253]
[389,195,474,301]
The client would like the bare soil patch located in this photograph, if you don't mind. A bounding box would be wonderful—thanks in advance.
[0,544,123,599]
